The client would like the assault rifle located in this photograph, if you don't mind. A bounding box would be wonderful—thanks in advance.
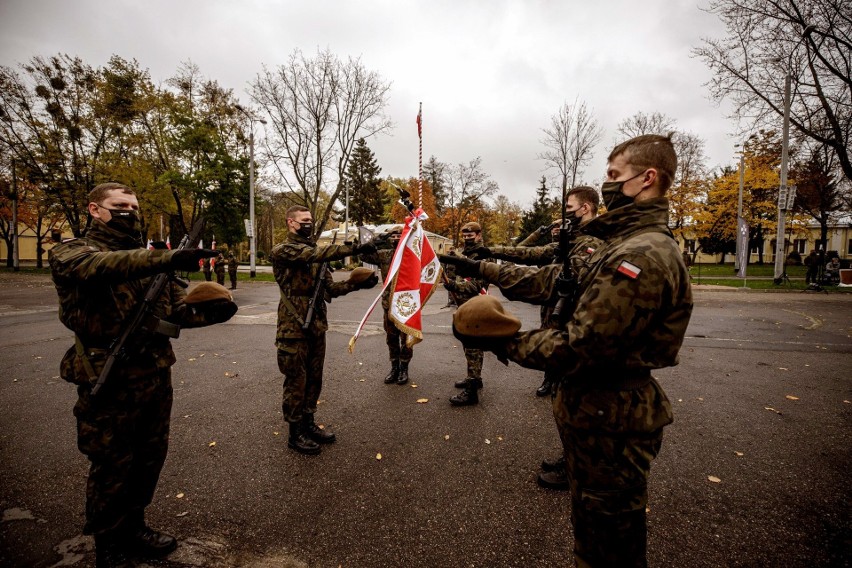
[550,206,579,321]
[302,230,338,332]
[91,217,206,398]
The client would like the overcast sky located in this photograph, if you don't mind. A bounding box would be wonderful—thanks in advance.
[0,0,739,208]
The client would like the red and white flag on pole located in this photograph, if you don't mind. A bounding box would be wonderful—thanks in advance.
[348,208,442,352]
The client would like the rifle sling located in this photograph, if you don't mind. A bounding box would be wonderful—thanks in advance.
[74,336,98,381]
[279,293,307,328]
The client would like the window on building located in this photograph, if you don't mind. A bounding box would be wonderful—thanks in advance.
[794,239,806,253]
[848,239,852,255]
[684,239,695,253]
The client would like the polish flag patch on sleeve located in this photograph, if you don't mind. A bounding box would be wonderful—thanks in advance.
[616,260,642,279]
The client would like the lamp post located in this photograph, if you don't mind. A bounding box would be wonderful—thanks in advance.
[773,25,814,285]
[235,105,266,278]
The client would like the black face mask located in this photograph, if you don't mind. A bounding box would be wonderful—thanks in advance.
[463,238,477,248]
[601,170,645,211]
[296,222,313,239]
[105,209,142,238]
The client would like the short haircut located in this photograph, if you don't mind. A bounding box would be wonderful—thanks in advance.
[608,134,677,191]
[89,182,134,205]
[286,205,310,219]
[567,185,600,210]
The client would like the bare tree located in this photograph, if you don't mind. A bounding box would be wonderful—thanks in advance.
[539,97,603,199]
[669,131,709,245]
[694,0,852,180]
[250,48,392,236]
[615,111,678,140]
[442,157,498,245]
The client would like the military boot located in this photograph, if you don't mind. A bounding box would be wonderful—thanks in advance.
[384,361,400,384]
[302,413,336,444]
[450,378,482,406]
[288,421,321,455]
[535,377,552,397]
[123,509,177,558]
[537,459,570,491]
[94,533,133,568]
[454,377,472,389]
[396,361,410,385]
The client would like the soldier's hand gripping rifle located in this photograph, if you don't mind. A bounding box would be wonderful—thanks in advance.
[302,230,338,333]
[550,209,579,322]
[91,217,207,398]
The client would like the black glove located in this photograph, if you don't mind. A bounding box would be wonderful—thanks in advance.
[467,245,491,260]
[171,249,218,272]
[352,242,377,256]
[443,280,456,292]
[439,254,481,278]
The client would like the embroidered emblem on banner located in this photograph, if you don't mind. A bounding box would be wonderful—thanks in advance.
[616,260,642,279]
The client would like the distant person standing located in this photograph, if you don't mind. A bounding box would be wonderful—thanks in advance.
[228,251,238,290]
[214,253,226,286]
[202,256,212,281]
[804,250,818,284]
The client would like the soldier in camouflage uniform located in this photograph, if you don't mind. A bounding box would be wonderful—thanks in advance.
[202,256,212,281]
[361,226,414,385]
[214,252,226,286]
[49,183,221,568]
[450,135,693,567]
[271,206,378,455]
[228,251,238,289]
[442,222,492,406]
[483,187,600,399]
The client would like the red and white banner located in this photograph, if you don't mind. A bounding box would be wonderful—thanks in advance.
[348,208,442,352]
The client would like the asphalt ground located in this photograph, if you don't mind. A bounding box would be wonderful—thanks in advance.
[0,271,850,568]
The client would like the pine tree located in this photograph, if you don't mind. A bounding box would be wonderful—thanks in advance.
[344,138,384,225]
[519,176,556,239]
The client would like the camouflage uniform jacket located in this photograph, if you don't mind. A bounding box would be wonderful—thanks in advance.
[446,244,490,306]
[270,232,359,343]
[504,197,693,381]
[49,221,187,379]
[480,233,603,306]
[228,255,238,276]
[490,242,558,267]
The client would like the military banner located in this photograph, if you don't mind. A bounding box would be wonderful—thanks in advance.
[348,208,442,352]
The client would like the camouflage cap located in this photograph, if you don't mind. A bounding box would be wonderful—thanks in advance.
[185,282,233,304]
[349,267,377,285]
[461,222,481,233]
[452,295,521,338]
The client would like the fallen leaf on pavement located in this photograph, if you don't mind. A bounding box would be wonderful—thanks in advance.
[176,511,188,517]
[176,493,185,499]
[708,476,721,483]
[785,395,799,400]
[485,439,491,444]
[444,435,450,440]
[416,398,429,403]
[376,453,382,460]
[778,367,788,371]
[764,407,782,414]
[734,451,744,456]
[208,441,216,447]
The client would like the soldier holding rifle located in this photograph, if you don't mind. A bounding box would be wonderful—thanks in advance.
[270,205,378,455]
[447,135,693,567]
[49,182,236,568]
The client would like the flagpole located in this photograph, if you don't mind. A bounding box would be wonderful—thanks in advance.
[417,102,423,208]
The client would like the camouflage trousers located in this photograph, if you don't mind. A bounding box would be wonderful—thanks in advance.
[463,347,484,379]
[278,336,326,423]
[73,367,173,536]
[229,273,237,289]
[216,272,225,286]
[383,309,412,363]
[552,377,673,568]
